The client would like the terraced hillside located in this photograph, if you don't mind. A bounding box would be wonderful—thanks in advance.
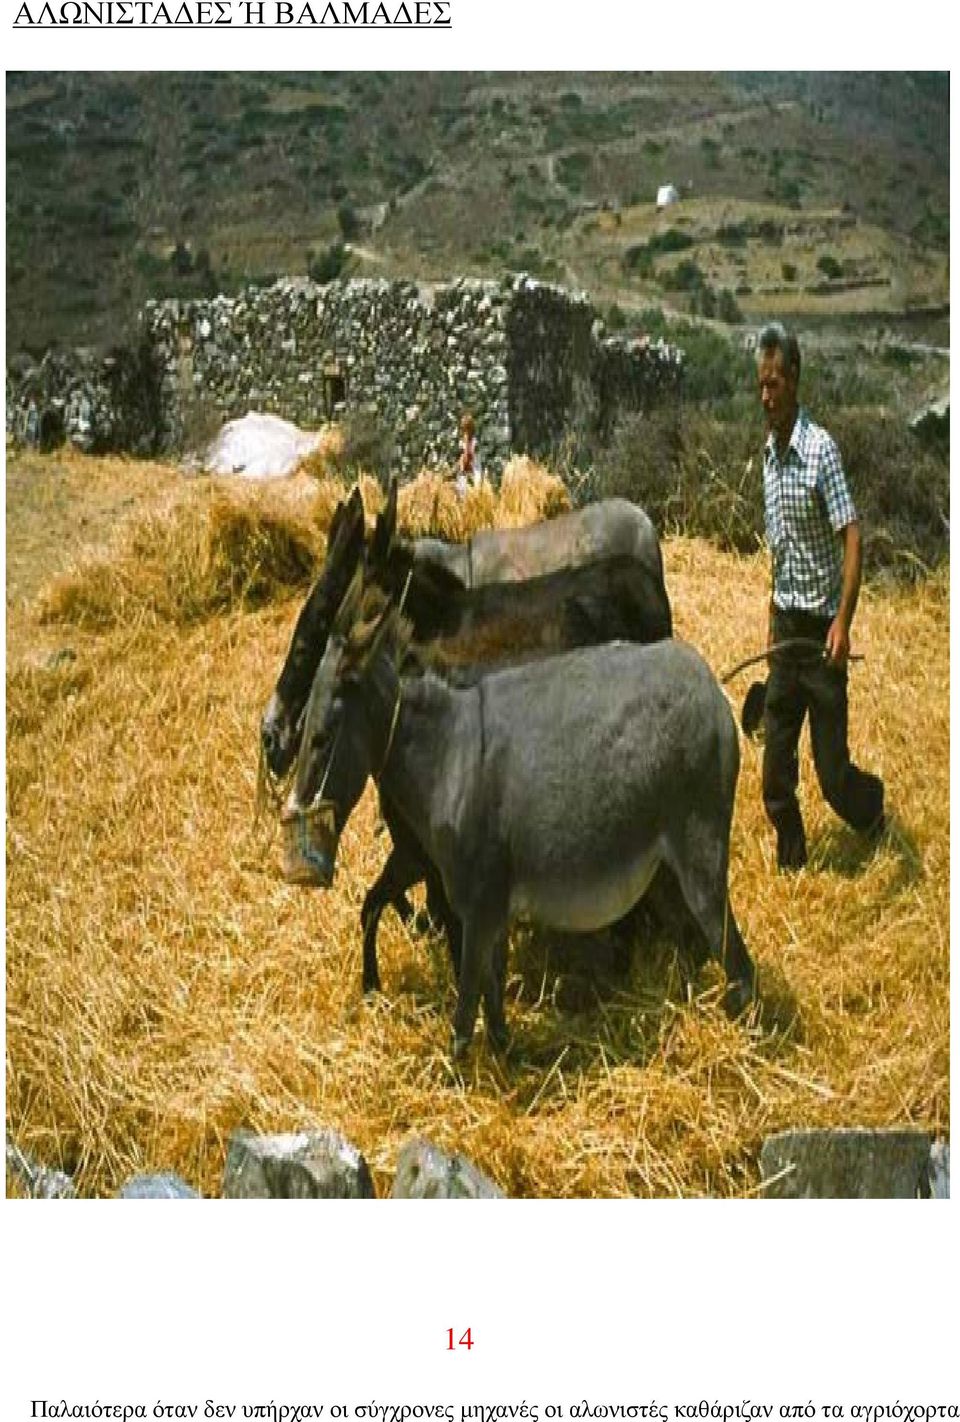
[6,71,949,355]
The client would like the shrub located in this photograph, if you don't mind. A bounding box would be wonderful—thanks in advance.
[756,220,783,245]
[337,203,361,241]
[556,150,592,188]
[817,252,844,280]
[773,177,802,205]
[648,228,694,255]
[691,284,717,318]
[781,262,797,281]
[716,222,748,247]
[828,410,949,575]
[662,258,704,292]
[623,244,654,277]
[717,289,743,325]
[586,404,948,577]
[170,240,193,276]
[635,309,755,402]
[588,408,760,553]
[103,332,165,456]
[700,136,722,168]
[307,241,347,284]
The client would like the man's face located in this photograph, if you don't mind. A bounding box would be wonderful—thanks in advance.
[758,347,798,441]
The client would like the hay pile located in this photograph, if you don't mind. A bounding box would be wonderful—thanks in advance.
[37,482,325,629]
[6,456,949,1197]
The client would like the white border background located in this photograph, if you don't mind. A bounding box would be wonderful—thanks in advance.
[3,10,956,1418]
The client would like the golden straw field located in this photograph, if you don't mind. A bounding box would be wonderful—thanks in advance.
[5,447,950,1197]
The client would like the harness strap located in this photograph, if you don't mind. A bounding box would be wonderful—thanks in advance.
[397,565,413,617]
[376,687,403,783]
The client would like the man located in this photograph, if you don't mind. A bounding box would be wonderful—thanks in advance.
[757,322,884,870]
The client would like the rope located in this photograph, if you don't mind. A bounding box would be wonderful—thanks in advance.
[375,686,403,784]
[254,739,290,828]
[720,637,864,685]
[397,565,413,617]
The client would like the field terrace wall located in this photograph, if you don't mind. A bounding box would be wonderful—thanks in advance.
[7,275,684,472]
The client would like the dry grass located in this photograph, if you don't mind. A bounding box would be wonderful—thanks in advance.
[36,481,325,630]
[6,453,949,1197]
[295,424,346,481]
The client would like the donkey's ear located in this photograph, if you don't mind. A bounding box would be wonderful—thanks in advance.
[331,562,365,637]
[370,476,398,568]
[326,498,345,553]
[346,484,365,528]
[384,476,398,541]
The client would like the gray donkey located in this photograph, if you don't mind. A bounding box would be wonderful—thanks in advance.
[283,584,757,1058]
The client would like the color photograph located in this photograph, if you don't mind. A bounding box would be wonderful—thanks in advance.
[6,70,949,1200]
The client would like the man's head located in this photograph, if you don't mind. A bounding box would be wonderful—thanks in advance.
[757,322,800,444]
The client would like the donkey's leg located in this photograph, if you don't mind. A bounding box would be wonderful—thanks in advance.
[482,932,510,1054]
[452,904,505,1060]
[647,868,706,964]
[645,866,707,997]
[667,820,756,1018]
[717,899,756,1018]
[360,846,423,995]
[423,866,463,978]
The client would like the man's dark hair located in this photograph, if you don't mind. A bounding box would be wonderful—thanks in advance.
[758,322,801,380]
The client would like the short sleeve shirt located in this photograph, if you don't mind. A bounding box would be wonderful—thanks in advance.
[763,408,857,617]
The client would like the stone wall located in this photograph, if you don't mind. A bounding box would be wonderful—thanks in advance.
[7,274,684,473]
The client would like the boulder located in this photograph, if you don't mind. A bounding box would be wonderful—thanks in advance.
[929,1141,950,1199]
[118,1172,200,1198]
[760,1128,933,1198]
[223,1127,375,1199]
[391,1137,504,1199]
[6,1140,76,1199]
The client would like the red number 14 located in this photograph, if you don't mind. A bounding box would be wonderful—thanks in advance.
[446,1328,474,1351]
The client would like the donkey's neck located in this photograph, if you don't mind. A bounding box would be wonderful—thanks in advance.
[376,669,477,867]
[413,537,471,588]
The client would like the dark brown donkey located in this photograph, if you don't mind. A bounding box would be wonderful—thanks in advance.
[275,481,673,994]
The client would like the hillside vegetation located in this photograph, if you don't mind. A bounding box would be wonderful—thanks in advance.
[6,71,949,355]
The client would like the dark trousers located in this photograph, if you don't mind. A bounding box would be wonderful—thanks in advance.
[762,609,884,866]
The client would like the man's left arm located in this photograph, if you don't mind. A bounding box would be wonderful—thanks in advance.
[827,520,862,666]
[819,432,861,667]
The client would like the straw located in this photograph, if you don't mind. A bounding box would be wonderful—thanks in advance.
[6,459,948,1197]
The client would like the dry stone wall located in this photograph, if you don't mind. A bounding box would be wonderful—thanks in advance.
[7,275,684,473]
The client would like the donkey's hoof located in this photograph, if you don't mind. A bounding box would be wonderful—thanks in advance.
[723,976,756,1020]
[451,1032,473,1062]
[486,1024,511,1057]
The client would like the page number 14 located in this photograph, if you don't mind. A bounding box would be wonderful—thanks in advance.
[446,1328,474,1351]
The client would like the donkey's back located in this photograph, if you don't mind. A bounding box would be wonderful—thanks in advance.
[415,498,661,586]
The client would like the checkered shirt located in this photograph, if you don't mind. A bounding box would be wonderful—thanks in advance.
[763,408,857,617]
